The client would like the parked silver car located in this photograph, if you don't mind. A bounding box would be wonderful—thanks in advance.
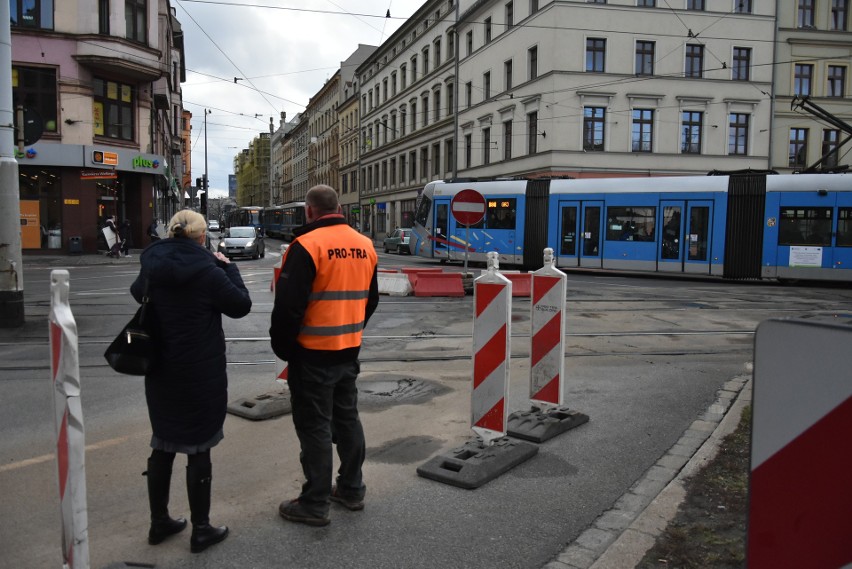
[383,227,413,254]
[217,226,265,259]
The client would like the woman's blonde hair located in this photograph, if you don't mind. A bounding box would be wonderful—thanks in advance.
[167,209,207,240]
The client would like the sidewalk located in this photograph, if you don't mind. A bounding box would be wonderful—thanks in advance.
[546,374,752,569]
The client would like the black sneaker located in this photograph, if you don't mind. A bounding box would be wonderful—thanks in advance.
[278,499,330,527]
[330,486,364,511]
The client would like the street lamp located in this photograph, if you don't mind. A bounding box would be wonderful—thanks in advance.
[203,109,211,208]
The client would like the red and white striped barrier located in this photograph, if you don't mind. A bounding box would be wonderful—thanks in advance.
[472,252,512,444]
[749,318,852,568]
[529,248,567,407]
[49,270,90,569]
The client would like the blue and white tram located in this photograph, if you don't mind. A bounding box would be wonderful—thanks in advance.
[410,172,852,282]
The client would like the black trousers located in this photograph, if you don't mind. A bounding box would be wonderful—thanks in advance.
[287,359,366,516]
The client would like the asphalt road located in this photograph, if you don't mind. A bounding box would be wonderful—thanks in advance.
[1,245,849,569]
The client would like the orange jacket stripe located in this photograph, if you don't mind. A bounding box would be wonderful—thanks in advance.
[294,225,377,351]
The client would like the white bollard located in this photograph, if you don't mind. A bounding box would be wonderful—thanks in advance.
[529,247,568,407]
[49,270,90,569]
[471,252,512,445]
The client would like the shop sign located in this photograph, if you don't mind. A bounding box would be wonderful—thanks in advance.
[64,199,80,205]
[92,150,118,166]
[132,156,160,170]
[81,169,118,180]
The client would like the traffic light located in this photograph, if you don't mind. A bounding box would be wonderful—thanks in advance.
[196,177,202,189]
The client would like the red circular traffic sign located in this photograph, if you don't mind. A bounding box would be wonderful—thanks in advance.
[451,189,486,226]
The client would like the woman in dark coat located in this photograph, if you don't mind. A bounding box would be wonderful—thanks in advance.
[130,209,252,553]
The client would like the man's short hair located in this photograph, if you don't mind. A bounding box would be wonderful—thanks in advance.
[306,185,339,215]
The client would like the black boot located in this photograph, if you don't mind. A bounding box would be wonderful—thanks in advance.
[145,457,187,545]
[186,463,228,553]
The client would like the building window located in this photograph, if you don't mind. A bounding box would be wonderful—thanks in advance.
[530,0,539,13]
[10,0,54,29]
[798,0,815,27]
[423,47,430,75]
[635,41,655,75]
[445,139,454,172]
[401,64,407,89]
[391,72,398,96]
[465,134,472,168]
[506,1,514,29]
[484,71,491,99]
[466,31,473,55]
[410,101,417,132]
[422,94,429,127]
[447,85,454,119]
[728,113,749,155]
[586,38,606,72]
[527,111,538,154]
[399,154,406,183]
[12,66,58,134]
[421,147,429,178]
[410,150,417,181]
[465,82,473,108]
[832,0,849,30]
[631,109,653,153]
[99,0,110,34]
[828,65,846,97]
[529,46,538,80]
[390,158,397,185]
[411,56,418,82]
[125,0,147,44]
[583,107,605,151]
[434,89,441,121]
[685,44,704,78]
[504,59,513,91]
[485,17,492,43]
[789,128,809,168]
[400,108,407,136]
[448,32,455,58]
[382,79,388,102]
[638,0,656,6]
[687,0,705,9]
[433,143,441,176]
[434,38,442,67]
[795,63,813,96]
[823,129,840,168]
[482,127,491,165]
[503,120,513,160]
[681,111,703,154]
[735,0,752,13]
[732,47,751,81]
[93,77,135,140]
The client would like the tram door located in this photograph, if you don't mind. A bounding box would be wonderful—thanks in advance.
[557,201,580,267]
[580,202,604,268]
[658,200,713,273]
[433,199,450,260]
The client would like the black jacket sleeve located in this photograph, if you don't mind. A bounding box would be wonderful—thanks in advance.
[269,242,315,361]
[209,263,252,319]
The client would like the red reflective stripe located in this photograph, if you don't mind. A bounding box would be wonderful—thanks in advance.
[57,408,69,498]
[531,312,561,367]
[475,399,505,432]
[51,321,61,382]
[474,324,507,389]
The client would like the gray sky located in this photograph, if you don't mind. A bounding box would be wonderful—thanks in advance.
[176,0,426,199]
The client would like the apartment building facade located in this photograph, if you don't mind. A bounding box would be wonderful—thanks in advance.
[357,0,458,236]
[11,0,186,253]
[772,0,852,173]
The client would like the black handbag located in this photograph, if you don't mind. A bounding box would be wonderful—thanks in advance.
[104,279,156,375]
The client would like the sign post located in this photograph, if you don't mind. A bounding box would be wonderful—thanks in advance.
[450,189,486,273]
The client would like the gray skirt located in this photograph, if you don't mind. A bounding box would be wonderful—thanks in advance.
[150,428,224,455]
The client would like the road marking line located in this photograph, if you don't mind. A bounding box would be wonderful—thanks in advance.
[0,436,130,473]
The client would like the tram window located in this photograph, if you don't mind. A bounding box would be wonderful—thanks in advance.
[605,206,656,241]
[778,207,832,246]
[414,194,432,226]
[838,208,852,247]
[486,198,516,230]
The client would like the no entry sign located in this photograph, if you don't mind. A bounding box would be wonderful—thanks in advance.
[451,189,486,226]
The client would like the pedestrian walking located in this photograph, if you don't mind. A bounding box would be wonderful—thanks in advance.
[105,215,121,257]
[130,209,252,553]
[270,184,379,527]
[121,219,133,257]
[148,219,161,243]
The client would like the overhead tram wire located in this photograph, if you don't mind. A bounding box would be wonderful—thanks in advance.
[174,0,278,114]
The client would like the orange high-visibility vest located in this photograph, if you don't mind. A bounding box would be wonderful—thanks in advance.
[293,224,377,351]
